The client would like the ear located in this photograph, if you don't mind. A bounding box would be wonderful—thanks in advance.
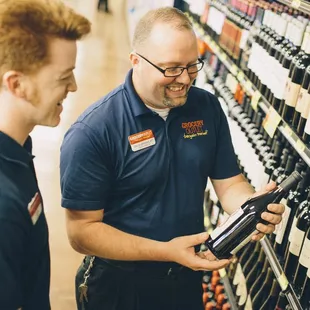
[129,52,140,67]
[2,71,26,99]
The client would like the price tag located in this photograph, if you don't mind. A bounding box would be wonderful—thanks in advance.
[231,64,238,76]
[291,0,301,8]
[245,80,252,92]
[219,268,227,278]
[263,106,282,138]
[237,71,245,82]
[278,272,289,291]
[296,139,306,153]
[251,90,261,111]
[283,124,293,137]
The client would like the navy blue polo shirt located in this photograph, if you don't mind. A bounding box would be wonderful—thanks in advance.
[60,69,240,242]
[0,132,50,309]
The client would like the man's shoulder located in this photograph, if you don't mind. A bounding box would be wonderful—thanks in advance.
[188,86,221,110]
[78,84,125,123]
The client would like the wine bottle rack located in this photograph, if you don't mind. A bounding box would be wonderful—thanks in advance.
[277,0,310,16]
[187,13,310,168]
[204,216,238,310]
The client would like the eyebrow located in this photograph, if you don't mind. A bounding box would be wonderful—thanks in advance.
[157,59,199,67]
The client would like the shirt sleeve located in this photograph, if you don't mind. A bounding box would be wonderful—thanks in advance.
[60,122,113,211]
[0,196,28,309]
[209,99,240,180]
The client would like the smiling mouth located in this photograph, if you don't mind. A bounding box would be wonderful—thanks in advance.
[167,85,185,92]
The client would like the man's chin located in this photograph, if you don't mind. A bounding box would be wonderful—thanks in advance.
[164,96,187,108]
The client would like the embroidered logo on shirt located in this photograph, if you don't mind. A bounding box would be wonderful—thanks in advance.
[128,129,156,152]
[28,192,42,225]
[182,120,208,139]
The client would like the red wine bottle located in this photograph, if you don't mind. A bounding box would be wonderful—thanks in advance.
[205,171,302,259]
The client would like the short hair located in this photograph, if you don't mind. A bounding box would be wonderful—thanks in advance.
[0,0,91,80]
[132,7,193,50]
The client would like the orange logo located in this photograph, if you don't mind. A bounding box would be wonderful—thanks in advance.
[182,120,208,139]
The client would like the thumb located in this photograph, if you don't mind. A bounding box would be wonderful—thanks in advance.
[185,232,209,246]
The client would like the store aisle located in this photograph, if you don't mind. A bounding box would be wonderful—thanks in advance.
[30,0,131,309]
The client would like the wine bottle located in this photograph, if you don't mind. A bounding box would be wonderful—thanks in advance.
[251,267,274,309]
[293,225,310,296]
[205,171,302,259]
[300,266,310,309]
[284,206,310,283]
[259,279,280,310]
[245,258,269,310]
[302,81,310,146]
[235,243,261,306]
[274,169,309,260]
[297,65,310,137]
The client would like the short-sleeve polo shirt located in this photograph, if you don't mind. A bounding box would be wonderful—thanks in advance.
[0,132,50,309]
[60,69,240,241]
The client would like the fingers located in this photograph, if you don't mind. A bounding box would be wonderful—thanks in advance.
[261,211,282,225]
[184,232,209,247]
[267,203,285,215]
[196,250,217,261]
[251,232,265,241]
[256,223,275,234]
[191,255,231,271]
[265,181,277,191]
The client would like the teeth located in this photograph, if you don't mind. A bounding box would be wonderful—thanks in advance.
[168,86,183,91]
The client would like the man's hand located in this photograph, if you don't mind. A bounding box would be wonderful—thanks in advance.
[165,232,231,271]
[251,181,285,241]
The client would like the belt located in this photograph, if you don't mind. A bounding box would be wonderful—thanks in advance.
[85,256,194,278]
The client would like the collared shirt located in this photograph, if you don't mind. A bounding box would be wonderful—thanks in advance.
[0,132,50,309]
[60,69,240,241]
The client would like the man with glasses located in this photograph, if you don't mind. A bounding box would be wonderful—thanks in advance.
[60,7,284,310]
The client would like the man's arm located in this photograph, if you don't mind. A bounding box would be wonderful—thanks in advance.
[65,208,231,271]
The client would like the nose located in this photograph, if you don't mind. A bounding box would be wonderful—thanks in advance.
[175,69,191,84]
[68,74,77,92]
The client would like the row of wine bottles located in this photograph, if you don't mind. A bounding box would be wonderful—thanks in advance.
[200,65,310,308]
[187,0,310,144]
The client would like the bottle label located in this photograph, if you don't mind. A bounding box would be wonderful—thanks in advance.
[211,207,244,239]
[285,82,301,108]
[276,201,291,245]
[299,237,310,268]
[245,295,252,310]
[231,230,258,255]
[288,216,298,242]
[233,263,243,286]
[296,88,308,114]
[239,29,249,50]
[237,280,248,306]
[307,265,310,277]
[210,204,220,225]
[304,110,310,135]
[289,227,305,256]
[301,92,310,118]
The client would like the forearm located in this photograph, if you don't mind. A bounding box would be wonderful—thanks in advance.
[220,178,255,215]
[68,221,169,261]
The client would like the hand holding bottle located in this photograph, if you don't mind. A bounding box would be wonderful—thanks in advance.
[251,181,285,241]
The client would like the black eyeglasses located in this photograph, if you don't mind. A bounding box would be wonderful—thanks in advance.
[136,53,204,77]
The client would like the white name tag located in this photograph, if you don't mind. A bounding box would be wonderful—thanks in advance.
[128,129,156,152]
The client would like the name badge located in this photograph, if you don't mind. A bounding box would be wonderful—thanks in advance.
[128,129,156,152]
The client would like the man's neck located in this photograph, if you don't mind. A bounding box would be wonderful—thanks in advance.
[0,102,34,146]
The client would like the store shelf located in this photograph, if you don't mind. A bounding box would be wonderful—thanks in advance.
[187,13,310,168]
[277,0,310,16]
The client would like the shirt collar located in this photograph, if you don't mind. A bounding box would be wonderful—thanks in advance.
[0,131,33,165]
[123,69,153,117]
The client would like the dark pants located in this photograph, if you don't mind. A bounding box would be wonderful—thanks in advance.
[76,257,204,310]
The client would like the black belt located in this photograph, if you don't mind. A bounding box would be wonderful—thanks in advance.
[85,256,195,278]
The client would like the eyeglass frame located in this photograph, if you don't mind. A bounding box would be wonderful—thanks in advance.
[135,52,204,77]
